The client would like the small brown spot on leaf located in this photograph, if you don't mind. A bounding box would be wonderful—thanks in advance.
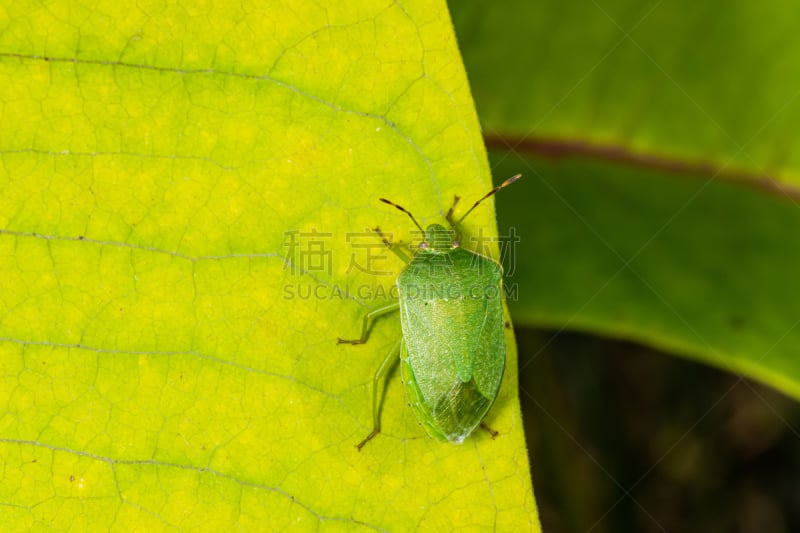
[729,315,746,330]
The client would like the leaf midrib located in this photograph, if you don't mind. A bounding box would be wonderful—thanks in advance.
[484,134,800,201]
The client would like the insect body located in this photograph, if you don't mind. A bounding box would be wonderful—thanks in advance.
[397,225,504,443]
[338,175,520,449]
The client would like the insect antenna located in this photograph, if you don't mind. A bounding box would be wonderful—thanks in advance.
[379,198,425,234]
[455,174,521,225]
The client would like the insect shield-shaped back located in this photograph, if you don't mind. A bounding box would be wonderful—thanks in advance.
[397,233,505,443]
[340,175,520,450]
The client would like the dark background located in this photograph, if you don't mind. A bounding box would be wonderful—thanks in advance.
[516,326,800,532]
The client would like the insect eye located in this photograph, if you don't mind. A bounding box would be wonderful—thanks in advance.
[452,240,460,248]
[419,242,429,249]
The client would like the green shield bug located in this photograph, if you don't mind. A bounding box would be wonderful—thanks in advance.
[339,175,521,450]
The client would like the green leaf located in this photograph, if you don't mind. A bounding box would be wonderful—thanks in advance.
[493,154,800,399]
[0,1,538,530]
[450,1,800,398]
[453,0,800,183]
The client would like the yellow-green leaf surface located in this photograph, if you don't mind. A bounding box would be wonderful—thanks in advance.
[0,1,538,530]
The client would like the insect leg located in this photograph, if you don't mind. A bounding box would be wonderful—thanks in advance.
[373,226,411,264]
[356,338,402,451]
[480,422,499,439]
[336,301,400,344]
[445,194,461,227]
